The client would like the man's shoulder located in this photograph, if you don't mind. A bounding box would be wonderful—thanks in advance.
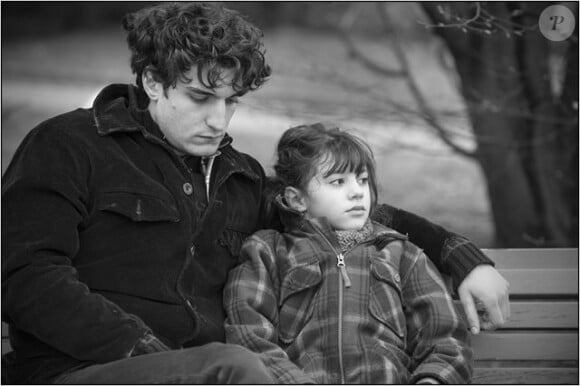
[220,143,265,179]
[23,108,96,149]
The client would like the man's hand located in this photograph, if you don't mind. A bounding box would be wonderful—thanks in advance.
[457,265,510,334]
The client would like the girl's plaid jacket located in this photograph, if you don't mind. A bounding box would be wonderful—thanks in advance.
[224,207,473,384]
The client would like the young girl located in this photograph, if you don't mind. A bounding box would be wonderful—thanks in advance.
[223,123,472,384]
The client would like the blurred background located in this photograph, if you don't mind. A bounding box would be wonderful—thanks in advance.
[2,2,578,248]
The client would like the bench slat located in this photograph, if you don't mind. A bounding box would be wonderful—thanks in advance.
[500,269,578,296]
[482,248,578,269]
[473,331,578,360]
[455,300,578,329]
[473,366,579,384]
[504,300,578,328]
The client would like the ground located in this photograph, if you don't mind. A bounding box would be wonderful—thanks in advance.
[1,26,494,246]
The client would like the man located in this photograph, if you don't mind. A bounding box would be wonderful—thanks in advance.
[2,2,509,384]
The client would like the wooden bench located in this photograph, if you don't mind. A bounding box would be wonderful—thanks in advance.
[2,248,578,384]
[468,248,578,384]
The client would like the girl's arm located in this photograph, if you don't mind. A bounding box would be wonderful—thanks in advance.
[400,247,473,384]
[371,203,510,333]
[223,233,314,384]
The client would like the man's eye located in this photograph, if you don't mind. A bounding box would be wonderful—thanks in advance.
[191,95,209,103]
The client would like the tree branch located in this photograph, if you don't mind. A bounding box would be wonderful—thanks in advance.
[337,4,405,78]
[376,3,477,158]
[418,2,482,30]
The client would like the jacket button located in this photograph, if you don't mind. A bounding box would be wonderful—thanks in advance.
[183,182,193,195]
[394,274,400,282]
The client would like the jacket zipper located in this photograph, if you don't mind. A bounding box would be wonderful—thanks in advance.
[312,226,351,384]
[336,253,351,288]
[337,274,346,384]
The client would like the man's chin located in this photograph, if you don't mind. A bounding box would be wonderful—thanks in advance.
[183,144,220,157]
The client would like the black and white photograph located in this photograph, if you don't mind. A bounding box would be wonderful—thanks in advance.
[2,2,578,384]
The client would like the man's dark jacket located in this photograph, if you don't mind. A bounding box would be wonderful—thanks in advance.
[1,84,492,384]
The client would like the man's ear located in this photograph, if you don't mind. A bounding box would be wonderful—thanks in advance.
[284,186,308,213]
[142,69,163,101]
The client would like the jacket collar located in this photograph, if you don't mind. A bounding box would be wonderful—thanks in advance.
[91,84,256,181]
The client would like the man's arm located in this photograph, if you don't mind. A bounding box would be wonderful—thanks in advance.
[372,203,510,333]
[1,125,162,361]
[371,203,493,284]
[224,234,314,384]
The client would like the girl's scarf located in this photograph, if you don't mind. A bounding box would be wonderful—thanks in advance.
[334,221,374,253]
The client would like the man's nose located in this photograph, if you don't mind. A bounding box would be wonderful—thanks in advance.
[205,99,228,132]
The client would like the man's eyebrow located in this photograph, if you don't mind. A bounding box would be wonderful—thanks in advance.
[185,86,215,96]
[185,86,244,98]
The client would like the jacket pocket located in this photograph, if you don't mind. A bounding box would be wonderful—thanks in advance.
[278,261,322,345]
[97,191,180,222]
[369,260,406,341]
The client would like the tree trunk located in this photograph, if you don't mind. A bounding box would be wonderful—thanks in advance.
[423,2,578,247]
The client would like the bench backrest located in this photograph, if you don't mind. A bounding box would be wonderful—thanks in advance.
[2,248,578,384]
[470,248,578,384]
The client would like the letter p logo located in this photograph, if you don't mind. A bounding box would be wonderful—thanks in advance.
[550,15,566,30]
[540,5,575,41]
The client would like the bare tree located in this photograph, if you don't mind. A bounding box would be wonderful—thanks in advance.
[338,2,578,247]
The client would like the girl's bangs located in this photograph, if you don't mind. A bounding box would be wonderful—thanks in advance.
[321,138,373,177]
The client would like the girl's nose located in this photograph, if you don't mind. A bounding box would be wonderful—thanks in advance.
[348,181,364,199]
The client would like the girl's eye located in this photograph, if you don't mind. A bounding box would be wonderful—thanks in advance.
[358,171,369,184]
[329,178,344,186]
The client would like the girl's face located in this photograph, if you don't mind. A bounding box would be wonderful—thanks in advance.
[301,165,371,231]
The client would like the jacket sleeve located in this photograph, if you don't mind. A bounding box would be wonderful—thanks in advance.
[1,124,154,362]
[400,246,473,384]
[371,203,494,290]
[223,234,314,384]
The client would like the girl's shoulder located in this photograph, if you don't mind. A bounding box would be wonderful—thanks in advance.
[242,228,300,260]
[242,228,284,254]
[242,229,320,275]
[370,220,425,266]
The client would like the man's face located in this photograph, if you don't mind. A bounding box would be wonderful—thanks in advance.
[302,166,371,231]
[146,66,241,157]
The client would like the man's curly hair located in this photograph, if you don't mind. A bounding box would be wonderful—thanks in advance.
[122,2,271,94]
